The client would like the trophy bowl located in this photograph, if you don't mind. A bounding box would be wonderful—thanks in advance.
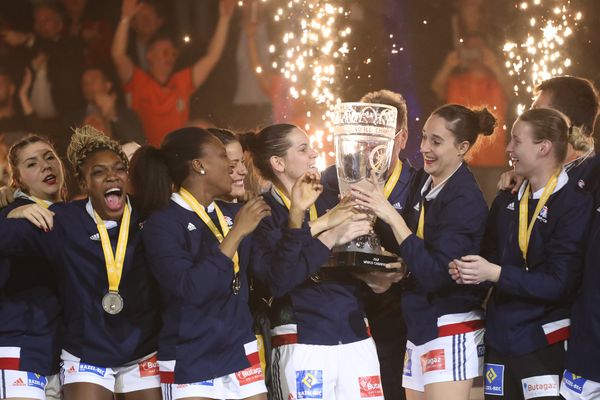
[322,102,403,273]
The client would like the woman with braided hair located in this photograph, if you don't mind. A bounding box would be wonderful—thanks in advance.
[0,126,161,400]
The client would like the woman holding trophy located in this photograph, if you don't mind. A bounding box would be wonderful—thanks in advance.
[352,104,495,400]
[245,123,387,400]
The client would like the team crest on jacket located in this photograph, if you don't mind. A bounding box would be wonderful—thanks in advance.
[90,233,100,241]
[537,206,549,223]
[187,222,197,231]
[225,216,234,227]
[506,202,515,211]
[578,179,585,189]
[413,202,420,211]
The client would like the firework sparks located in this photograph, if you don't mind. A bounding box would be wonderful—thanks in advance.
[504,0,581,113]
[241,0,351,169]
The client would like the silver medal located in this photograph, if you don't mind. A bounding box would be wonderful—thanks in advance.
[102,291,124,315]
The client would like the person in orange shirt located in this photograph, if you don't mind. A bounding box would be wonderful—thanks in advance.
[112,0,235,146]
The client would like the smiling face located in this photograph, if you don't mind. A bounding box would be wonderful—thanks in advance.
[198,138,235,198]
[420,114,467,182]
[225,141,247,198]
[506,120,541,179]
[280,128,318,181]
[81,150,128,220]
[13,141,64,201]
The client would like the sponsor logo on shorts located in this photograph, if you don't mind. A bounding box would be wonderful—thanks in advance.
[195,380,214,386]
[26,373,46,389]
[296,370,323,399]
[12,378,26,386]
[288,394,295,400]
[420,349,445,373]
[562,370,586,395]
[358,376,383,398]
[235,365,264,386]
[67,366,76,374]
[78,362,107,377]
[138,355,159,377]
[403,349,412,377]
[521,375,559,399]
[484,363,504,396]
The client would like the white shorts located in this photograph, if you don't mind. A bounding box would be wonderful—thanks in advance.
[402,331,484,392]
[560,370,600,400]
[159,340,267,400]
[270,330,383,400]
[60,349,160,393]
[0,369,50,399]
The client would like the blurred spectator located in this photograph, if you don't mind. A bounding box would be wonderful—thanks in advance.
[228,0,271,131]
[0,66,47,135]
[244,3,308,129]
[1,3,85,118]
[62,66,146,149]
[112,0,235,146]
[61,0,114,66]
[0,135,7,186]
[127,0,165,72]
[430,0,510,203]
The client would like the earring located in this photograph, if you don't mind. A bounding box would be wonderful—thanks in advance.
[199,168,206,175]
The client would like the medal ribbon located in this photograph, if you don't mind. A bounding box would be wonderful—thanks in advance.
[518,171,559,264]
[416,202,424,239]
[179,188,239,274]
[94,205,131,293]
[273,186,318,221]
[384,161,403,199]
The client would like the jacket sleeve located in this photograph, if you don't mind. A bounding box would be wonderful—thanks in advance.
[142,212,236,307]
[480,193,505,264]
[399,191,488,292]
[0,213,57,260]
[251,215,331,298]
[495,193,592,301]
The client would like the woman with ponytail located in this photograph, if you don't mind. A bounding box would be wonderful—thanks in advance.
[450,108,592,400]
[131,127,351,400]
[353,105,495,400]
[245,123,384,400]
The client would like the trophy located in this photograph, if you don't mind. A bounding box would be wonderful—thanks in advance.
[323,102,401,271]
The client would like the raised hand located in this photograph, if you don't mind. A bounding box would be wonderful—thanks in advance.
[0,186,15,208]
[497,169,525,194]
[290,171,323,213]
[7,204,55,232]
[231,195,271,237]
[350,184,398,225]
[219,0,236,20]
[121,0,142,20]
[327,212,373,246]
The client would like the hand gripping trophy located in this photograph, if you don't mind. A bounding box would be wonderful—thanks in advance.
[325,102,401,270]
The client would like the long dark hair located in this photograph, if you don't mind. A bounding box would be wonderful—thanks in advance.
[244,124,297,182]
[130,127,216,218]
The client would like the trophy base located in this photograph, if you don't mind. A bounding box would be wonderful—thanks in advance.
[321,251,402,273]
